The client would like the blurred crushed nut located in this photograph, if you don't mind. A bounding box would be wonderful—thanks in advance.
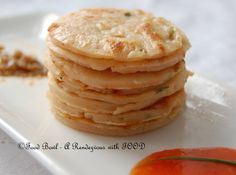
[0,45,4,52]
[124,12,132,17]
[0,45,47,77]
[13,50,23,60]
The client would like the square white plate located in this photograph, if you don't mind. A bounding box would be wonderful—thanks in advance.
[1,13,236,175]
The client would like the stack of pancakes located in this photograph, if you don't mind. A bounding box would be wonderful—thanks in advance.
[46,8,191,136]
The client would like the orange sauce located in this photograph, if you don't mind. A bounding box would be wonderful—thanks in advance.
[131,148,236,175]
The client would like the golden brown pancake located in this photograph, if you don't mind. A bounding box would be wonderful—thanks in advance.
[49,90,185,126]
[48,38,185,73]
[47,54,185,90]
[53,98,185,136]
[48,8,190,60]
[48,70,187,105]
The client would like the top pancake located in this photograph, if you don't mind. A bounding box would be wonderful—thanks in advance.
[48,8,190,61]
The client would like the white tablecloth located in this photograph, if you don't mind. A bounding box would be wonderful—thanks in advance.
[0,0,236,174]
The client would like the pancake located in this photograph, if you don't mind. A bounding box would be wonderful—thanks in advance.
[53,97,185,136]
[47,54,185,89]
[48,69,169,95]
[48,69,187,105]
[49,81,178,115]
[48,8,190,60]
[50,90,185,126]
[48,38,185,73]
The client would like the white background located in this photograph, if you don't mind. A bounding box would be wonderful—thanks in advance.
[0,0,236,174]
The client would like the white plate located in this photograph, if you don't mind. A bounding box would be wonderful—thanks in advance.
[1,13,236,175]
